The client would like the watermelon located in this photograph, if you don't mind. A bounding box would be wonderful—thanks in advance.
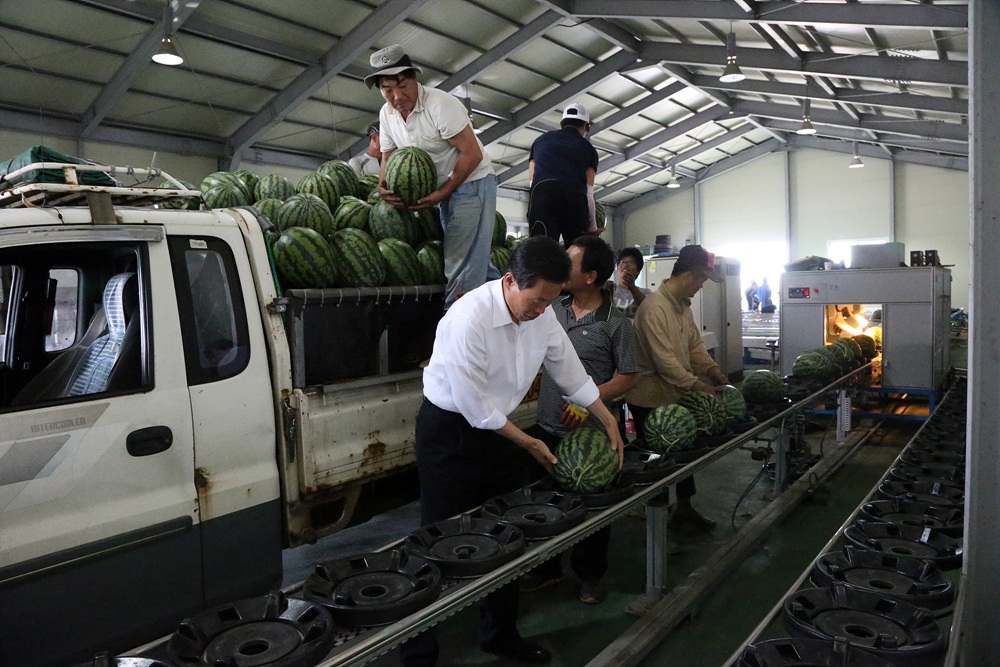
[297,172,341,213]
[384,147,437,206]
[255,174,297,202]
[369,199,419,245]
[201,171,249,209]
[677,391,728,437]
[367,189,383,206]
[234,169,259,197]
[719,385,747,421]
[317,160,360,202]
[271,227,339,289]
[643,404,698,454]
[553,427,619,493]
[853,334,877,359]
[507,235,527,252]
[414,207,444,243]
[595,201,606,229]
[357,173,379,201]
[492,211,507,247]
[328,228,385,288]
[277,193,334,236]
[792,350,834,381]
[491,246,511,274]
[378,239,423,286]
[741,370,784,404]
[834,337,864,362]
[333,196,372,233]
[253,198,284,223]
[824,343,853,371]
[157,179,198,210]
[416,241,446,285]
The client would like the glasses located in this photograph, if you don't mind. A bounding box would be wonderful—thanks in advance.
[618,260,638,268]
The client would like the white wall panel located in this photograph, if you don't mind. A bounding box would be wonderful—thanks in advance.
[623,187,695,251]
[700,152,786,250]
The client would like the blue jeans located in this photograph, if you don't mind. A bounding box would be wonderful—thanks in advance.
[440,174,498,307]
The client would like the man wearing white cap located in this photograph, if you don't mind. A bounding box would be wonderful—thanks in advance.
[526,103,600,247]
[365,44,498,307]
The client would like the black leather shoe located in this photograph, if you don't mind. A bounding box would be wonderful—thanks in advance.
[481,637,552,665]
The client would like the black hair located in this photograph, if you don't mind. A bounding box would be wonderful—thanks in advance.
[560,118,588,131]
[571,236,616,284]
[616,247,644,272]
[508,236,571,289]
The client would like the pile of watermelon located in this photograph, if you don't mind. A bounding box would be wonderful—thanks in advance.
[677,391,728,437]
[740,370,785,405]
[554,427,619,493]
[792,338,867,383]
[643,404,697,454]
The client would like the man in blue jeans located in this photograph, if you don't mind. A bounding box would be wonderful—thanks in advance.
[367,44,498,306]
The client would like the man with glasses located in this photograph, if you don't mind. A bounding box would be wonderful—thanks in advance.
[365,44,497,307]
[613,247,651,319]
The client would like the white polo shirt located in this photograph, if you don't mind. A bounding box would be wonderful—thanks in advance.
[379,84,494,188]
[422,279,599,430]
[348,153,380,177]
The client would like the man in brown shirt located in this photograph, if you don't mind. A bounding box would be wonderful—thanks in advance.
[626,245,728,535]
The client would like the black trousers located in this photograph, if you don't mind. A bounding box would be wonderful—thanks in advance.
[629,404,696,501]
[400,400,536,667]
[525,426,611,582]
[527,179,590,248]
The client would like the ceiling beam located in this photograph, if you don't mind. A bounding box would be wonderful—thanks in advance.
[690,75,968,116]
[80,1,199,137]
[597,122,757,198]
[639,42,967,88]
[787,135,967,171]
[225,0,432,168]
[731,99,968,142]
[476,51,635,147]
[746,116,788,143]
[534,0,642,52]
[600,105,735,172]
[758,118,967,154]
[659,64,733,108]
[566,1,967,30]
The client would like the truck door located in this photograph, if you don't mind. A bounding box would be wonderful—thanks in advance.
[0,228,200,667]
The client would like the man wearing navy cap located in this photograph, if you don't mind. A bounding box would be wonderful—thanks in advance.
[365,44,498,307]
[625,244,729,543]
[526,102,601,247]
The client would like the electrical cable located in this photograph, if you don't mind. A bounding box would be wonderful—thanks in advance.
[731,457,770,533]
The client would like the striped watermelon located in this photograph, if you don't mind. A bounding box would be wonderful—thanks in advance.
[253,198,284,224]
[271,227,339,289]
[317,160,359,202]
[792,350,834,381]
[277,193,334,236]
[367,189,383,206]
[643,404,698,454]
[719,385,747,421]
[416,241,446,285]
[554,427,619,493]
[378,239,423,286]
[493,211,507,247]
[255,174,297,202]
[201,171,250,209]
[157,179,199,210]
[825,343,853,371]
[414,207,444,243]
[333,196,372,233]
[677,391,728,437]
[357,173,379,201]
[595,201,606,229]
[369,200,418,245]
[297,172,341,213]
[834,337,863,362]
[853,334,877,359]
[328,228,386,288]
[741,370,785,404]
[491,246,511,274]
[384,147,437,206]
[234,169,259,197]
[506,235,526,252]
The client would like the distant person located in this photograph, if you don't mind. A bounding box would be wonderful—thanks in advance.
[348,121,381,177]
[527,103,600,247]
[613,247,651,319]
[745,280,759,312]
[756,277,774,313]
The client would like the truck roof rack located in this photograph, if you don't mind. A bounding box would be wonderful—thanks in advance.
[0,161,201,210]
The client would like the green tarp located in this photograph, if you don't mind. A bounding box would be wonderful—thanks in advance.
[1,145,118,187]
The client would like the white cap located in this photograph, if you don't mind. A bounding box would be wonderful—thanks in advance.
[561,103,590,124]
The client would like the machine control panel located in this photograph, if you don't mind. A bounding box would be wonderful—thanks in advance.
[787,287,813,299]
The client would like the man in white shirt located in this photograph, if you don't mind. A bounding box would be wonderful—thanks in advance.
[403,236,624,667]
[365,44,497,307]
[347,121,381,177]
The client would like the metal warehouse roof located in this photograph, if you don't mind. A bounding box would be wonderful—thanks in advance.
[0,0,969,207]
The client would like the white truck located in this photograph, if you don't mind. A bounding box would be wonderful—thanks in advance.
[0,163,532,666]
